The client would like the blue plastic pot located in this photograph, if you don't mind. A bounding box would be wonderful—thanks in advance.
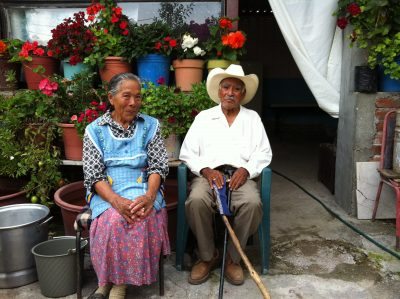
[137,54,170,86]
[62,59,90,80]
[378,57,400,92]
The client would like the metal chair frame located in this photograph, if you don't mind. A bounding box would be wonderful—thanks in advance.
[75,207,165,299]
[175,163,272,274]
[372,109,400,250]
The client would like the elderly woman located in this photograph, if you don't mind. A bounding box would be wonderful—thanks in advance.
[83,73,170,299]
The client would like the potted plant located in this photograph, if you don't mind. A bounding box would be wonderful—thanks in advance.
[334,0,400,91]
[141,81,215,160]
[61,96,108,161]
[130,21,178,86]
[47,11,95,80]
[43,71,107,160]
[172,32,207,91]
[84,0,132,82]
[204,16,247,71]
[0,38,23,91]
[9,40,59,90]
[0,86,63,206]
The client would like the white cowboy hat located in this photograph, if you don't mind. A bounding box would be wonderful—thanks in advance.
[206,64,259,105]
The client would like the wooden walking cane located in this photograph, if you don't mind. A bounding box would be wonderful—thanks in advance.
[213,184,271,299]
[221,214,271,299]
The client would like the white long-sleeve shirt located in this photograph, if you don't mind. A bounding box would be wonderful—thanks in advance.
[179,104,272,179]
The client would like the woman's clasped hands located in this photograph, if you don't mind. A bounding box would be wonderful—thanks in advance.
[111,194,154,224]
[129,194,154,221]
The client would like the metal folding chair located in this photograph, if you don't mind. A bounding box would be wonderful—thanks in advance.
[372,109,400,250]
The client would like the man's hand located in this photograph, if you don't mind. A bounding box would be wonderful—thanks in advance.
[229,167,249,190]
[201,167,224,189]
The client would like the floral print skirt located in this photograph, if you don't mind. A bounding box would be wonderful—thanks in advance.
[90,207,170,286]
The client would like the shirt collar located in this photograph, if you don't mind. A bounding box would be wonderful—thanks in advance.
[98,111,144,128]
[211,104,242,119]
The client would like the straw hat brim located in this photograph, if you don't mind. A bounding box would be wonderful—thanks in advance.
[206,67,259,105]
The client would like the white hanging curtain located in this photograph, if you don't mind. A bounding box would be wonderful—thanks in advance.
[268,0,342,118]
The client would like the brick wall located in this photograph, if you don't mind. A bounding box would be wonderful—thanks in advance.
[373,94,400,161]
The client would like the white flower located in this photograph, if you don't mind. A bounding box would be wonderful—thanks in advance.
[193,46,206,56]
[9,156,14,160]
[182,34,198,50]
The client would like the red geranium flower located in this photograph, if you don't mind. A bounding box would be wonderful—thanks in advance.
[205,16,247,61]
[156,77,165,85]
[47,11,95,65]
[221,31,246,49]
[71,100,108,138]
[337,17,348,29]
[167,116,176,124]
[219,18,233,30]
[347,3,361,16]
[0,41,7,54]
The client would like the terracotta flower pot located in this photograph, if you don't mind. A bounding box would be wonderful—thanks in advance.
[99,56,132,83]
[0,57,20,91]
[54,179,178,243]
[22,56,59,90]
[0,176,28,207]
[54,181,87,236]
[172,59,205,92]
[57,123,83,161]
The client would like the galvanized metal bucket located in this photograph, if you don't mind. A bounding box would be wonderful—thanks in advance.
[31,236,87,298]
[0,204,51,288]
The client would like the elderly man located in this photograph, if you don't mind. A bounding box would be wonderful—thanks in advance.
[179,64,272,285]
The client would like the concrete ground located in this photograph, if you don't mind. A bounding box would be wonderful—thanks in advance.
[2,132,400,299]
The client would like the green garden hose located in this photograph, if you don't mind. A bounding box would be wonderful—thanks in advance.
[272,169,400,260]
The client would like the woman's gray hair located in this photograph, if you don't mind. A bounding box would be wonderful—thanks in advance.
[108,73,142,96]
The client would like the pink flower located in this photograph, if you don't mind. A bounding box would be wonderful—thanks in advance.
[38,78,58,96]
[70,115,78,121]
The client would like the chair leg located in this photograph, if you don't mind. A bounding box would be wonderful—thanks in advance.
[176,163,189,271]
[258,224,270,275]
[372,180,384,221]
[395,187,400,251]
[159,253,164,296]
[76,229,82,299]
[259,167,271,275]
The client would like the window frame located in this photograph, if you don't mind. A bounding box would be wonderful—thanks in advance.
[0,0,237,38]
